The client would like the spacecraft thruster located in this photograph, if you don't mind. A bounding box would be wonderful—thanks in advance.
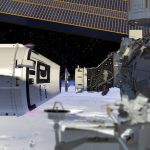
[0,44,60,116]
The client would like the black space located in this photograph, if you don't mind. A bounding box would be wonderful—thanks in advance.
[0,22,120,78]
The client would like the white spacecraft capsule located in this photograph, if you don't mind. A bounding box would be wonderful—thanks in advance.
[0,44,60,116]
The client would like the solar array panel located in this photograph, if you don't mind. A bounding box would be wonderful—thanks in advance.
[0,0,149,36]
[62,0,128,11]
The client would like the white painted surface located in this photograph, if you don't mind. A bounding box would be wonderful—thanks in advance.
[0,44,60,116]
[129,30,143,39]
[0,83,120,150]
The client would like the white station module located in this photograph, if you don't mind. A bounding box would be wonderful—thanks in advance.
[0,44,60,116]
[128,0,150,26]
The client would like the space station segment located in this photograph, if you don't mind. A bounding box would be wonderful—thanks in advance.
[75,35,150,125]
[0,0,150,41]
[0,44,60,116]
[128,0,150,27]
[75,53,114,95]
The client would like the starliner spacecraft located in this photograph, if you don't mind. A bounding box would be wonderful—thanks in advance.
[0,44,60,116]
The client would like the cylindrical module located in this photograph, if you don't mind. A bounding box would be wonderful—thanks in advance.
[75,67,87,93]
[75,53,114,94]
[0,44,60,116]
[128,0,150,26]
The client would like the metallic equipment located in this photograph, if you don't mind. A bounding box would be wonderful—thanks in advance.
[74,34,150,150]
[75,53,113,95]
[65,68,70,92]
[75,35,150,125]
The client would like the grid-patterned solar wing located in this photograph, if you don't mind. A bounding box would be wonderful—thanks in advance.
[0,0,149,39]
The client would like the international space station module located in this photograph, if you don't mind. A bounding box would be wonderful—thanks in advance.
[0,44,60,116]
